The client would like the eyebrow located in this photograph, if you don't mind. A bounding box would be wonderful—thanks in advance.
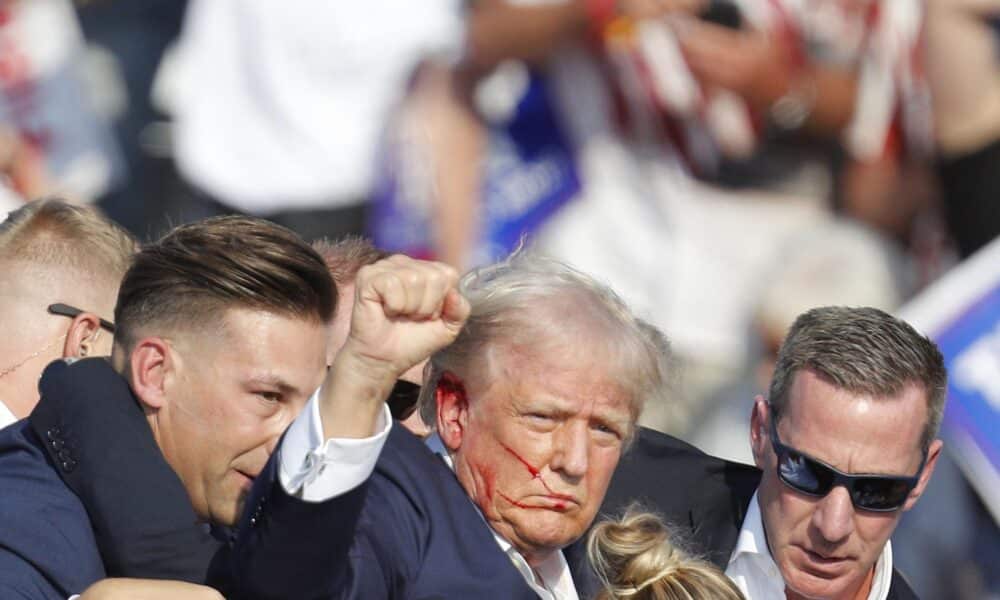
[245,374,298,394]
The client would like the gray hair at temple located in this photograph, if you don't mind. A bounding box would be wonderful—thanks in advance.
[418,251,671,440]
[768,306,947,453]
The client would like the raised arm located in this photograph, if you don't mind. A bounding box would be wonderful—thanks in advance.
[213,256,469,599]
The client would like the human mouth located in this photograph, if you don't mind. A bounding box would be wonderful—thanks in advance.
[798,547,852,574]
[497,491,579,511]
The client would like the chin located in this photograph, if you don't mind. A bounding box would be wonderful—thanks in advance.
[784,570,854,600]
[524,522,583,551]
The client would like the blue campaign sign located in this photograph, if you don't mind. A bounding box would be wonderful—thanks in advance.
[899,239,1000,523]
[370,67,578,264]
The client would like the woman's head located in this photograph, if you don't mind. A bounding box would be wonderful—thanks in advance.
[587,507,745,600]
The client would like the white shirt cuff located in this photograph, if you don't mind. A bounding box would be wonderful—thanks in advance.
[278,387,392,502]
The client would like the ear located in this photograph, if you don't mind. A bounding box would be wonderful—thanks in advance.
[903,438,943,512]
[129,337,174,412]
[61,312,102,359]
[749,395,770,469]
[435,371,469,452]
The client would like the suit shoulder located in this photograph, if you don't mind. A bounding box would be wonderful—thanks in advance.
[608,427,760,506]
[0,422,105,595]
[888,568,920,600]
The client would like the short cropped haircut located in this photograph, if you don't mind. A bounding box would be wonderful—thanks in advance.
[769,306,947,452]
[312,236,391,286]
[0,198,136,285]
[418,251,671,438]
[588,507,746,600]
[114,216,336,354]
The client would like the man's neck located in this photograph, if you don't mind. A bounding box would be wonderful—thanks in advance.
[0,378,35,420]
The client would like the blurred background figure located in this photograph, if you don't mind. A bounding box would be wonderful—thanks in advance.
[926,0,1000,259]
[155,0,464,241]
[385,0,934,436]
[0,0,125,217]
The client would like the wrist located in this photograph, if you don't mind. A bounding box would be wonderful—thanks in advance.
[319,347,398,439]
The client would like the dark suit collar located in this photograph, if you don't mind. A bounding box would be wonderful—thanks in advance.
[27,357,220,581]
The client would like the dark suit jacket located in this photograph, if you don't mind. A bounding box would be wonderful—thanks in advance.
[0,358,220,598]
[218,422,540,600]
[567,426,919,600]
[0,421,105,599]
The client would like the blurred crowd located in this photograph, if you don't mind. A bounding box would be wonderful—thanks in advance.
[1,0,998,597]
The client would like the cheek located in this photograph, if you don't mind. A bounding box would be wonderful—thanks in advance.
[854,514,898,549]
[587,449,621,490]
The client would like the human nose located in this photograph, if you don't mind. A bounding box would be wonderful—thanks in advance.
[549,421,589,480]
[810,486,856,544]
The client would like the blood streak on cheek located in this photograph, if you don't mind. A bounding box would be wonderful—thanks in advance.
[500,443,571,507]
[501,443,540,478]
[498,490,531,509]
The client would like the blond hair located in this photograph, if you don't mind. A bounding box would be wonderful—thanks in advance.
[0,198,136,282]
[587,508,745,600]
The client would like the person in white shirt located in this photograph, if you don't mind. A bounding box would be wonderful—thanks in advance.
[726,306,945,600]
[0,198,134,429]
[165,0,463,241]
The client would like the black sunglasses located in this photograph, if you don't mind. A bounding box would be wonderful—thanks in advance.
[768,411,925,512]
[387,380,421,421]
[48,303,116,334]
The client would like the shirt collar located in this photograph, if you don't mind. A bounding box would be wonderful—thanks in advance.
[0,400,17,430]
[726,489,894,600]
[434,440,579,600]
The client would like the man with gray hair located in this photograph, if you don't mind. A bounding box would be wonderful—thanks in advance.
[221,251,670,599]
[720,306,945,599]
[0,198,136,428]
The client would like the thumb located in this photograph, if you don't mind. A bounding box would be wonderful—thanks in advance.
[441,289,471,332]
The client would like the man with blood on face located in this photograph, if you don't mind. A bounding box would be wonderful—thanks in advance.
[727,306,947,600]
[221,251,669,599]
[413,252,668,595]
[435,336,635,565]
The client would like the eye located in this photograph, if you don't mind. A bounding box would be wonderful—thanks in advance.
[256,391,281,403]
[591,421,623,441]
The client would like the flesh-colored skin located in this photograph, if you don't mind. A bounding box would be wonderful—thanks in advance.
[750,370,941,600]
[438,349,633,567]
[134,309,328,527]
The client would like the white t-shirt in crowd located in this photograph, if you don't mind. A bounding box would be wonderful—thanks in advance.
[170,0,464,213]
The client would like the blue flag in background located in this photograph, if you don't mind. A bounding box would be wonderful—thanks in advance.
[899,238,1000,523]
[370,69,579,264]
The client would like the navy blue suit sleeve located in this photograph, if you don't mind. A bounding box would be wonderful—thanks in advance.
[0,544,72,600]
[214,439,430,599]
[213,450,374,599]
[0,422,106,599]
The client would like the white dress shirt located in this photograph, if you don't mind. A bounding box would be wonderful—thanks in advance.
[0,400,17,430]
[278,388,392,501]
[725,491,893,600]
